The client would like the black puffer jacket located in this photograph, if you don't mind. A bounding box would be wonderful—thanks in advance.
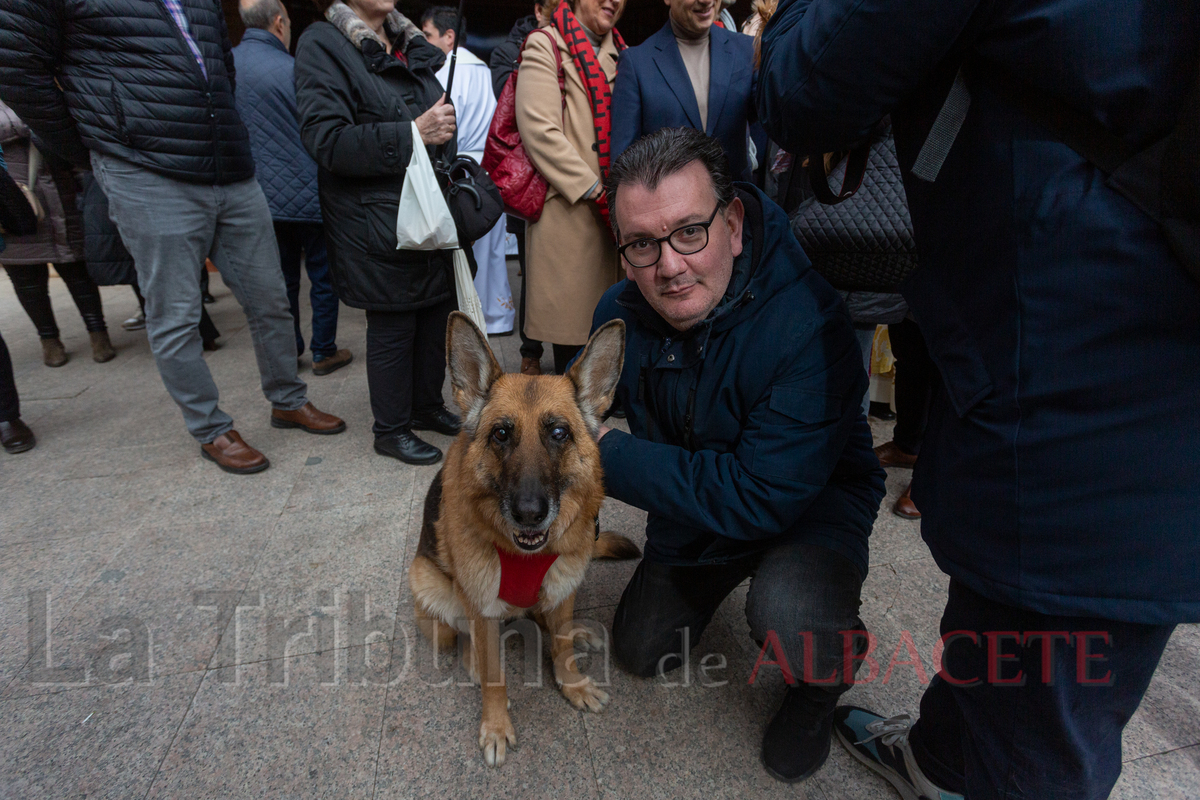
[295,11,455,312]
[0,0,253,184]
[489,16,539,99]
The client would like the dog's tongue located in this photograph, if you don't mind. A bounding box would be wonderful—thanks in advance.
[495,544,559,608]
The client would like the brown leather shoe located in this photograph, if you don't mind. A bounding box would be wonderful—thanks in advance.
[201,430,269,474]
[520,356,542,376]
[270,402,346,435]
[874,440,918,469]
[892,482,921,519]
[312,348,353,376]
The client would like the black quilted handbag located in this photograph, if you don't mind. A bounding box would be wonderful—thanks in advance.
[435,154,505,246]
[791,119,918,292]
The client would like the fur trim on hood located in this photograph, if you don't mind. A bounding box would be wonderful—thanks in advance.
[325,1,424,53]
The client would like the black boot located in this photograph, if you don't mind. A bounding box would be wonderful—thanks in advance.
[761,683,843,783]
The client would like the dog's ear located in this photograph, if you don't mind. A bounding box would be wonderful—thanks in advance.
[446,311,502,432]
[567,319,626,434]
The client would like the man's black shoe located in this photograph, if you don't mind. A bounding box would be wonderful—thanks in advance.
[410,407,462,436]
[761,685,840,783]
[374,430,442,465]
[1,419,36,454]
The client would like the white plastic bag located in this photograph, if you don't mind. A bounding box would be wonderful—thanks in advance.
[395,121,458,250]
[453,248,487,332]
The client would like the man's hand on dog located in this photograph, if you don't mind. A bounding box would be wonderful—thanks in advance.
[597,424,612,441]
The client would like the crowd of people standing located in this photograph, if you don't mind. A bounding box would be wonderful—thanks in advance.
[0,2,1197,800]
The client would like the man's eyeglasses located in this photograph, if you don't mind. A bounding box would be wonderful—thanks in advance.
[617,203,722,268]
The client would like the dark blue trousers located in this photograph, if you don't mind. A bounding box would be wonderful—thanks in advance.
[274,221,338,360]
[0,331,18,422]
[908,579,1175,800]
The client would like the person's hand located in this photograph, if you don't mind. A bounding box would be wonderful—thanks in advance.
[415,95,456,145]
[597,424,612,441]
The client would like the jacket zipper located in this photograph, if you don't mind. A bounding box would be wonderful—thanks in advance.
[151,1,221,181]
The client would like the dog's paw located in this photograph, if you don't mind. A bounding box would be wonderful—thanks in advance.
[560,675,610,713]
[479,717,517,767]
[573,627,605,651]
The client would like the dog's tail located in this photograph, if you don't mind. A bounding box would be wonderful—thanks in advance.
[593,530,641,560]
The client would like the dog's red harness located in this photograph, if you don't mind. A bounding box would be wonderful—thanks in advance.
[494,544,559,608]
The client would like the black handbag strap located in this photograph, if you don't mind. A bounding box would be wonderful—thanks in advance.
[807,143,870,205]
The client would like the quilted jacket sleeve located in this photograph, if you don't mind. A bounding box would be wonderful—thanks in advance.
[295,27,415,178]
[220,8,237,95]
[755,0,982,153]
[0,0,90,167]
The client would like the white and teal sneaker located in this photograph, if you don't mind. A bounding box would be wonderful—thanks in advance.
[832,706,964,800]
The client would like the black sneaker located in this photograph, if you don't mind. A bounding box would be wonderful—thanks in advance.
[411,407,462,436]
[761,684,840,783]
[374,430,442,465]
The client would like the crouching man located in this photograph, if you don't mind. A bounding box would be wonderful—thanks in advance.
[588,127,886,782]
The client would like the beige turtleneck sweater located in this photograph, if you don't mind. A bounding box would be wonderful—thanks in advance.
[672,18,711,131]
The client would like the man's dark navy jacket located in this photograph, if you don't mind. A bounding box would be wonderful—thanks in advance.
[612,23,756,182]
[592,186,885,576]
[758,0,1200,623]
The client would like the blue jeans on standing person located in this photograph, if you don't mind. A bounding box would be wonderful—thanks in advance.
[90,152,309,443]
[907,579,1175,800]
[273,220,339,361]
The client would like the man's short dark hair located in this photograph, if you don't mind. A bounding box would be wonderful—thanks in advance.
[605,127,736,241]
[421,6,466,39]
[240,0,285,30]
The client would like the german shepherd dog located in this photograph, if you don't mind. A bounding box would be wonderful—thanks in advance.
[410,312,641,767]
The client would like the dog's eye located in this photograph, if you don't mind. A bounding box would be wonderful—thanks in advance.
[550,426,570,442]
[491,427,510,444]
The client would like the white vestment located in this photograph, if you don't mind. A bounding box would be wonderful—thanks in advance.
[436,48,514,334]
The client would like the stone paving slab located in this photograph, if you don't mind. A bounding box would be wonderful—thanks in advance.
[0,270,1196,798]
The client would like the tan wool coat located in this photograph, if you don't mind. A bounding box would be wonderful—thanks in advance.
[515,27,622,347]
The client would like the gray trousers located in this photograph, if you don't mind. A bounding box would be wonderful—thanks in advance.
[91,153,307,443]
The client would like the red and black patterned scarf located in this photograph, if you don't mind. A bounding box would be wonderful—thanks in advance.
[552,2,626,227]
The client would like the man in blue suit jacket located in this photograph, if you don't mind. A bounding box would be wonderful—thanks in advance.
[612,0,755,181]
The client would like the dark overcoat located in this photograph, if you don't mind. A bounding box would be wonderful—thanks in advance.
[758,0,1200,623]
[295,18,456,312]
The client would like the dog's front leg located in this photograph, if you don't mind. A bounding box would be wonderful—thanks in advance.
[471,615,516,766]
[544,593,610,713]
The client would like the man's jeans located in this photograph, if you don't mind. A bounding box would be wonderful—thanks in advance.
[91,153,307,443]
[612,540,866,687]
[274,220,338,360]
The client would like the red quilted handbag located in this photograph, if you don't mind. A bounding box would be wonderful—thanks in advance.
[482,29,563,223]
